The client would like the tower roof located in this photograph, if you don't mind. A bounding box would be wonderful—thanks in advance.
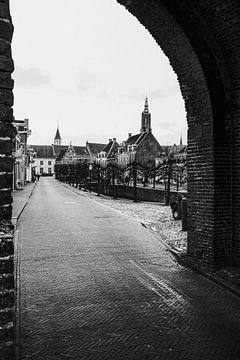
[54,127,61,140]
[143,96,149,113]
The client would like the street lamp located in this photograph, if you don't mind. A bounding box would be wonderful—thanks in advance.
[89,164,93,193]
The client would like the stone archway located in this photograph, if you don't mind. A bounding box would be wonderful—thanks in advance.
[117,0,233,271]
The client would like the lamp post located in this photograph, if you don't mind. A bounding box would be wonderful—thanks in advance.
[89,164,93,193]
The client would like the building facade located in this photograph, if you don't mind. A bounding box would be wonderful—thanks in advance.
[12,118,32,189]
[117,98,163,168]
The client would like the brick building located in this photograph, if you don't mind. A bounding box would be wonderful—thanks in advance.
[117,97,163,168]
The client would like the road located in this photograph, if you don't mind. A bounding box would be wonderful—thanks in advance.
[17,177,240,359]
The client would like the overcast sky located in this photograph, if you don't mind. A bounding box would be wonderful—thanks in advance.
[11,0,187,146]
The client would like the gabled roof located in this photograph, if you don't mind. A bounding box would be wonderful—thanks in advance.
[101,140,119,158]
[87,142,106,156]
[125,132,148,146]
[102,142,113,155]
[30,145,55,158]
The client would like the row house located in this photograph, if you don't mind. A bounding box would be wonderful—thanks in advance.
[13,118,32,189]
[96,138,119,167]
[31,127,107,171]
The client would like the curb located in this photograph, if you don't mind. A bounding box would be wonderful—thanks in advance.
[12,182,37,226]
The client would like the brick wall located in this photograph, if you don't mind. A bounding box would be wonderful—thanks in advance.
[135,133,162,167]
[117,0,237,270]
[0,1,15,358]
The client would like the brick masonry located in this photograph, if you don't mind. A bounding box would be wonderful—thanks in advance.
[0,1,15,359]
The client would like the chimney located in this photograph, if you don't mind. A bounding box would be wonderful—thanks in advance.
[128,133,132,138]
[109,139,112,143]
[113,138,116,142]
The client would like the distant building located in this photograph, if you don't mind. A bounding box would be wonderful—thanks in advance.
[31,127,106,171]
[86,141,106,163]
[13,118,32,189]
[30,145,55,176]
[96,138,119,167]
[56,142,90,164]
[117,97,162,168]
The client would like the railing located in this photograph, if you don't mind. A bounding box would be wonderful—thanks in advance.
[55,161,187,205]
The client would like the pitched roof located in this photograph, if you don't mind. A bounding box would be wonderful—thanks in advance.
[162,144,187,154]
[125,132,148,146]
[53,145,68,157]
[30,145,55,158]
[102,142,113,155]
[73,146,88,155]
[56,149,67,162]
[87,142,106,156]
[102,140,119,158]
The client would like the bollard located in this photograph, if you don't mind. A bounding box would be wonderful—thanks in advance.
[177,194,182,220]
[181,197,187,231]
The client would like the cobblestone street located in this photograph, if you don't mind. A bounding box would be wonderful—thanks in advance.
[62,183,187,253]
[17,178,240,359]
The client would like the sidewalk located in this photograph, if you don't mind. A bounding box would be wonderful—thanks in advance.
[62,182,240,299]
[12,181,37,225]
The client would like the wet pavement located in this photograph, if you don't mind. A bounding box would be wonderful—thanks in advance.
[17,177,240,359]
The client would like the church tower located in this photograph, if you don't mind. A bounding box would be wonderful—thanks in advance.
[140,96,151,133]
[54,125,62,145]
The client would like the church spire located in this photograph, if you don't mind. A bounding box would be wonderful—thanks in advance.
[144,96,149,113]
[54,125,62,145]
[140,96,151,133]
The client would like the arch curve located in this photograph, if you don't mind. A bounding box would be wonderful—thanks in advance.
[117,0,232,270]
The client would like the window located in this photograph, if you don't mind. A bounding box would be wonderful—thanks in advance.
[40,168,43,174]
[40,160,44,165]
[48,168,52,174]
[48,161,51,165]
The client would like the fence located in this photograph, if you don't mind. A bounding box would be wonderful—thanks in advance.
[55,161,187,205]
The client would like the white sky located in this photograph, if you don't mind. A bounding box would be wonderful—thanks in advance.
[10,0,187,146]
